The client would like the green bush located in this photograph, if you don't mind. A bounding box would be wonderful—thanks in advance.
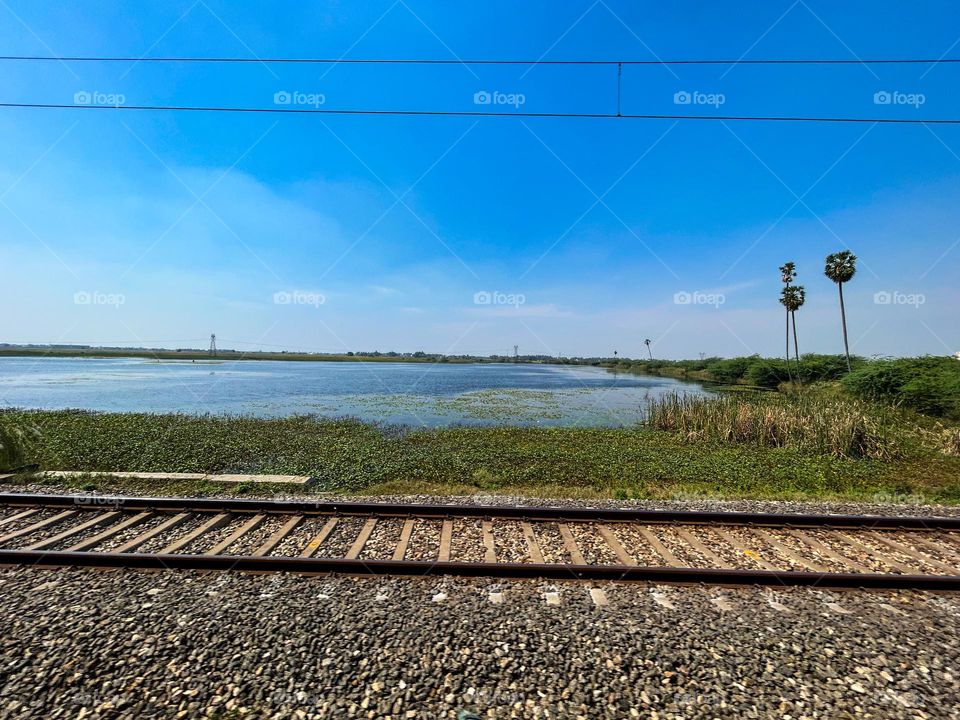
[843,357,960,418]
[794,354,862,383]
[744,360,792,388]
[705,357,756,383]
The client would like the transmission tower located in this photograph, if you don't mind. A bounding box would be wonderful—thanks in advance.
[209,333,217,357]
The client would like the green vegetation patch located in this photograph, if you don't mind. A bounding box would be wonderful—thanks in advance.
[842,356,960,419]
[2,408,958,504]
[613,354,960,419]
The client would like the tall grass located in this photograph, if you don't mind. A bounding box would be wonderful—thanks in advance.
[645,393,906,460]
[0,418,40,471]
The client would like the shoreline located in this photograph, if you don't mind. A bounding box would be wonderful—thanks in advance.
[0,348,567,364]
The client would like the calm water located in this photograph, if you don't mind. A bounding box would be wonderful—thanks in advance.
[0,357,711,427]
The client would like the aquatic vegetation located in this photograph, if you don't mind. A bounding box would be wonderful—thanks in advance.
[3,408,959,504]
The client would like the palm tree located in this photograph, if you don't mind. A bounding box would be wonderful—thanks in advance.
[644,338,652,360]
[790,285,805,374]
[824,251,857,371]
[779,262,796,381]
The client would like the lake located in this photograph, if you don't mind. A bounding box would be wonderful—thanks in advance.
[0,357,711,427]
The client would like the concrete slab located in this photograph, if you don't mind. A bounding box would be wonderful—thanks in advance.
[210,473,312,485]
[44,471,207,481]
[39,470,312,485]
[589,588,609,606]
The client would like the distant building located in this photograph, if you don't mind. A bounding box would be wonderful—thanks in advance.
[955,351,960,361]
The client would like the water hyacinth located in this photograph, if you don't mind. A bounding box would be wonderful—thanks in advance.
[644,393,903,460]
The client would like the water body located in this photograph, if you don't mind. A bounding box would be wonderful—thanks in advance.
[0,357,712,427]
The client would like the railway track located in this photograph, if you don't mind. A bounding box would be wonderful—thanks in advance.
[1,493,959,589]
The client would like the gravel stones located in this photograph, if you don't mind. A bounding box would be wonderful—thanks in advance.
[359,518,406,560]
[405,519,441,561]
[450,519,486,563]
[488,521,531,563]
[607,523,667,565]
[0,569,958,718]
[8,481,960,519]
[317,516,366,558]
[270,516,330,557]
[567,523,621,565]
[531,522,570,564]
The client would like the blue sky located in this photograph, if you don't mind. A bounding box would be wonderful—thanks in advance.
[1,0,958,359]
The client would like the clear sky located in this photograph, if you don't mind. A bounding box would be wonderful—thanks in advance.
[1,0,958,359]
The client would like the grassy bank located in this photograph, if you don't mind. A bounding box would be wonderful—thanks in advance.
[612,354,960,419]
[2,407,959,504]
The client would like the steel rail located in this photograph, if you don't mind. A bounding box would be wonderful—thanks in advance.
[2,493,959,530]
[1,550,958,590]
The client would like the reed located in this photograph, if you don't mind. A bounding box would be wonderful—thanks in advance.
[0,418,40,471]
[645,393,905,460]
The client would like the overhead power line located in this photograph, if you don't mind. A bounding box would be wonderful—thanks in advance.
[1,55,959,66]
[1,102,958,124]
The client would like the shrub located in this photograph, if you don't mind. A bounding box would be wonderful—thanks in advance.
[743,360,793,388]
[705,357,756,383]
[843,357,960,419]
[794,354,862,383]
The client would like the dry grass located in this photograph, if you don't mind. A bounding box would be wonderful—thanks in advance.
[0,418,40,472]
[645,393,906,460]
[921,426,960,457]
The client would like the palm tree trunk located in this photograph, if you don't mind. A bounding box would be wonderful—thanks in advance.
[785,308,793,382]
[839,283,851,371]
[791,310,801,380]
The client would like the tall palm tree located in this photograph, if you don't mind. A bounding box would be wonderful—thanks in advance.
[779,262,796,381]
[790,285,805,375]
[824,251,857,371]
[644,338,652,360]
[779,286,795,376]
